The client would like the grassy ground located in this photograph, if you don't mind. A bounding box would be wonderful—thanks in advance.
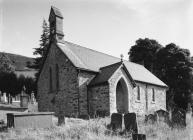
[0,116,192,140]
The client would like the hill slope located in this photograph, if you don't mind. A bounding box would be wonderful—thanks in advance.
[0,52,34,71]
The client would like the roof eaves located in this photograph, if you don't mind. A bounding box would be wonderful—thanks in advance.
[122,63,136,87]
[88,81,108,87]
[134,80,168,89]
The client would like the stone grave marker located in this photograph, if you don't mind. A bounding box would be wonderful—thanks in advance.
[2,93,7,103]
[132,134,146,140]
[110,113,122,130]
[58,111,65,126]
[31,92,36,104]
[79,114,90,120]
[20,86,29,108]
[124,113,138,134]
[156,109,169,122]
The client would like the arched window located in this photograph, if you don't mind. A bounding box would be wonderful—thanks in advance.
[49,67,52,92]
[137,86,140,100]
[56,64,59,90]
[152,88,155,102]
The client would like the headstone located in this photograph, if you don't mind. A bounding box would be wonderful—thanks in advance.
[156,109,169,122]
[20,86,29,108]
[79,114,90,120]
[132,134,146,140]
[2,93,7,103]
[110,113,122,130]
[124,113,138,134]
[31,92,36,104]
[58,111,65,126]
[145,113,157,124]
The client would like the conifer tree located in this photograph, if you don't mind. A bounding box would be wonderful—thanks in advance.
[32,19,50,79]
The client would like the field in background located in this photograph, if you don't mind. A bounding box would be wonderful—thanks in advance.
[0,116,191,140]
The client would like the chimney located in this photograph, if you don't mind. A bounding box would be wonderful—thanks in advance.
[49,6,64,41]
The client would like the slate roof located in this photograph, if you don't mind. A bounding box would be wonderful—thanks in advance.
[57,41,167,87]
[89,62,122,86]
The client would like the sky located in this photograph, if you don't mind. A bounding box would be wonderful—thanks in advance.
[0,0,193,59]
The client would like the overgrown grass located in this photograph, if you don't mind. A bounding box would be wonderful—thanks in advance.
[0,116,192,140]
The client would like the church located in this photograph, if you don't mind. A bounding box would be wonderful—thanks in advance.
[37,7,168,117]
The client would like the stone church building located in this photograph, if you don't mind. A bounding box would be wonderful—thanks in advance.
[38,7,168,117]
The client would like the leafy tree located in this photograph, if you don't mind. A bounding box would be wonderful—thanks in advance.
[129,39,193,110]
[129,38,162,73]
[32,19,50,79]
[24,77,36,95]
[155,43,192,109]
[0,53,15,73]
[0,72,17,96]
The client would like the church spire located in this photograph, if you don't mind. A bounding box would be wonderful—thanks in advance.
[49,6,64,41]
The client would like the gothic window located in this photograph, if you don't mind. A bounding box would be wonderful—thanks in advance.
[137,86,140,100]
[152,88,155,102]
[49,67,53,92]
[56,64,59,90]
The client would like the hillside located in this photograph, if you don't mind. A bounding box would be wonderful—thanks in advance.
[0,52,34,71]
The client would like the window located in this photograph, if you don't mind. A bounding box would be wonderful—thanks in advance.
[137,86,140,100]
[152,88,155,102]
[56,64,59,90]
[49,67,53,92]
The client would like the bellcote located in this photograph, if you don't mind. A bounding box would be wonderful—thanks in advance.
[49,6,64,41]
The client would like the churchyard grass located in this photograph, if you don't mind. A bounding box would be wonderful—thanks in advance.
[0,116,191,140]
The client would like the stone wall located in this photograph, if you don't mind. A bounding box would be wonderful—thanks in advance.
[108,66,134,114]
[88,84,110,115]
[108,64,166,115]
[131,82,166,115]
[78,71,96,115]
[130,82,146,115]
[38,43,79,116]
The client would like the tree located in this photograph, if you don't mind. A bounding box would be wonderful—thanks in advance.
[129,38,162,73]
[128,39,193,110]
[155,43,192,109]
[32,19,50,79]
[0,53,15,73]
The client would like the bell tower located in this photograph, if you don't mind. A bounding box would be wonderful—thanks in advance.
[49,6,64,41]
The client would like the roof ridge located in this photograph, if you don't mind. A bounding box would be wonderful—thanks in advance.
[100,62,122,70]
[64,41,121,60]
[64,41,144,67]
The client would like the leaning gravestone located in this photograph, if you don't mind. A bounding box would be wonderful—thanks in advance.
[124,113,138,134]
[110,113,122,130]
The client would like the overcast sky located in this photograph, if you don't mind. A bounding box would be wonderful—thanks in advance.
[0,0,193,59]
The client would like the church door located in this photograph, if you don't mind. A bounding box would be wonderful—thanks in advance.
[116,78,129,113]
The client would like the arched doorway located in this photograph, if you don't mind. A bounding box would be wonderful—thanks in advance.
[116,78,129,113]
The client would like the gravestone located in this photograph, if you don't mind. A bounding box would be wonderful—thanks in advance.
[132,134,146,140]
[58,111,65,126]
[156,109,169,122]
[2,93,7,103]
[145,113,157,124]
[110,113,122,130]
[20,86,29,108]
[124,113,138,134]
[7,112,54,129]
[79,114,90,120]
[31,92,36,104]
